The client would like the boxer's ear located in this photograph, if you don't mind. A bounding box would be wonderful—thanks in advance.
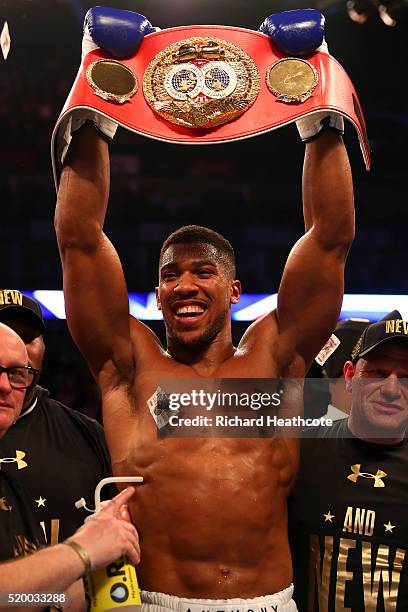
[155,287,161,310]
[230,280,241,305]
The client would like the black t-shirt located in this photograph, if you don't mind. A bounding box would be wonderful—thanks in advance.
[0,386,114,544]
[289,418,408,611]
[0,471,45,561]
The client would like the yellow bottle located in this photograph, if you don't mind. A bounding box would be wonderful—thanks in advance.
[82,477,144,612]
[83,556,141,611]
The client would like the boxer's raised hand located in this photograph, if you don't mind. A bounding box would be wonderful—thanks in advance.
[259,9,344,141]
[58,7,157,164]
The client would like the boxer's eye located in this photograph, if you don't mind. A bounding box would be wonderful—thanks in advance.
[197,270,211,278]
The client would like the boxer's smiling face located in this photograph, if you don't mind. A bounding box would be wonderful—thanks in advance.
[156,242,240,351]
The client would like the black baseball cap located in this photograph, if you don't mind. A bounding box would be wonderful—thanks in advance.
[0,289,45,334]
[320,319,370,378]
[351,310,406,362]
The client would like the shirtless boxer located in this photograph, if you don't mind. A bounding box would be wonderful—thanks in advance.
[54,8,354,610]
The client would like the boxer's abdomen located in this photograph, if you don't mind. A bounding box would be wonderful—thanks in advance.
[113,434,295,597]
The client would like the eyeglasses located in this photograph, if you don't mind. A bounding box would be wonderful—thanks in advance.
[0,365,40,389]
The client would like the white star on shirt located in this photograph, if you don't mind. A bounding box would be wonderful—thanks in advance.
[323,511,335,522]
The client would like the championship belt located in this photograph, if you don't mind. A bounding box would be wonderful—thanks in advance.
[51,24,370,181]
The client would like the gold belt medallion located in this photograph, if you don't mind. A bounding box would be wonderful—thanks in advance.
[266,58,318,103]
[143,37,260,129]
[86,59,138,104]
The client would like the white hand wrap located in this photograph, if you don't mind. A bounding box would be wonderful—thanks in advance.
[57,25,118,165]
[296,111,344,141]
[295,39,344,141]
[58,110,118,165]
[81,25,99,61]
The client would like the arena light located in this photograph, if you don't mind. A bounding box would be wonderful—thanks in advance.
[21,291,408,322]
[346,0,379,22]
[345,0,408,23]
[378,0,408,24]
[33,290,66,319]
[129,293,163,320]
[378,3,397,23]
[340,294,408,320]
[232,294,278,321]
[0,21,10,60]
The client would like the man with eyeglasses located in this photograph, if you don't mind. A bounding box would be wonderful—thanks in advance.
[0,350,39,438]
[0,322,140,604]
[0,289,114,547]
[0,365,38,394]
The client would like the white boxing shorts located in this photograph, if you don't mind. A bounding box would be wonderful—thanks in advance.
[141,584,297,612]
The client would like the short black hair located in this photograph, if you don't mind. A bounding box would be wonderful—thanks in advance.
[159,225,236,278]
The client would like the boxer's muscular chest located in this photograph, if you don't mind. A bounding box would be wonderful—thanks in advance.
[103,343,299,519]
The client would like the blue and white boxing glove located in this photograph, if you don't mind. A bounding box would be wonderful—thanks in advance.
[59,7,158,164]
[259,9,344,141]
[82,6,157,60]
[259,8,325,57]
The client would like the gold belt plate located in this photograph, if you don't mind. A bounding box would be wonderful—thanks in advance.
[143,37,260,129]
[266,57,318,103]
[86,59,138,104]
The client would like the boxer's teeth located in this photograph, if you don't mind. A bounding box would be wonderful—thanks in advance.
[176,305,205,316]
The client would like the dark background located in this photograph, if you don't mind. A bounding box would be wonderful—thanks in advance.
[1,0,407,419]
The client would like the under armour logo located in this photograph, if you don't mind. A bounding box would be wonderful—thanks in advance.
[347,464,387,487]
[0,450,28,470]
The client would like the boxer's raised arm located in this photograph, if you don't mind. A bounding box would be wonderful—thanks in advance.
[276,128,354,370]
[54,8,158,385]
[55,125,134,382]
